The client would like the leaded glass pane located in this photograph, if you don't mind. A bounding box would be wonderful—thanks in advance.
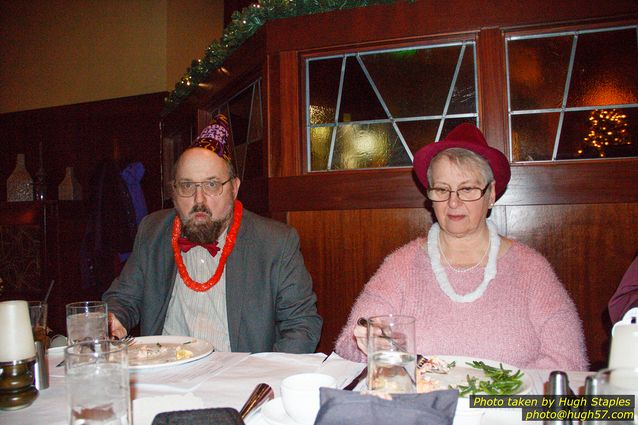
[508,36,572,110]
[228,86,253,146]
[308,58,341,124]
[361,46,462,117]
[310,127,333,171]
[211,80,263,179]
[332,123,409,170]
[228,87,252,147]
[568,29,638,107]
[448,47,477,115]
[339,56,387,122]
[243,141,264,179]
[507,26,638,162]
[395,120,439,156]
[510,113,559,161]
[247,82,263,143]
[557,108,638,159]
[440,118,478,139]
[235,144,247,179]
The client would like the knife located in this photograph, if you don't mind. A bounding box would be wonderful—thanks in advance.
[343,366,367,391]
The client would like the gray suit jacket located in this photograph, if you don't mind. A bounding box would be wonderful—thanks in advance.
[102,208,322,353]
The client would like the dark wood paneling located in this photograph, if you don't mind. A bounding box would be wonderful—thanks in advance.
[264,0,637,54]
[269,161,638,212]
[0,94,166,335]
[276,51,302,177]
[0,93,166,213]
[477,28,508,154]
[290,208,432,354]
[506,203,638,369]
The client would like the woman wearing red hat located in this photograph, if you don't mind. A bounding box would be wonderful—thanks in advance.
[335,123,588,370]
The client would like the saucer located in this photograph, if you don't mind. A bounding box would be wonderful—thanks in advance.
[261,398,310,425]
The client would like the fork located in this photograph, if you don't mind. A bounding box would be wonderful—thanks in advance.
[115,335,136,346]
[357,317,406,351]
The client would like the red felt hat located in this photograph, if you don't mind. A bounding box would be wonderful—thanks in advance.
[413,123,511,198]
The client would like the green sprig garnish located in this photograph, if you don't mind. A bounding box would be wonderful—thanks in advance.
[454,361,523,396]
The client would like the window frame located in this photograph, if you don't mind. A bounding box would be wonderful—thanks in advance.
[505,24,638,163]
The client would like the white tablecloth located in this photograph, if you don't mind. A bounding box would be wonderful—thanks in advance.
[0,348,591,425]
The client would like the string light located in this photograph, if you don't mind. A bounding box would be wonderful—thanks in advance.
[579,109,632,158]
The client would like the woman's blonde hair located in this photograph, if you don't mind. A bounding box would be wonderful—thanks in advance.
[426,148,494,190]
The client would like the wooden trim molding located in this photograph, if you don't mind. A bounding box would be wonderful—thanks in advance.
[269,160,638,211]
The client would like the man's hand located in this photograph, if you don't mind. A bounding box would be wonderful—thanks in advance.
[108,312,127,339]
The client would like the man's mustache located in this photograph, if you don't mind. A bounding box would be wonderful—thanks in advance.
[190,204,212,216]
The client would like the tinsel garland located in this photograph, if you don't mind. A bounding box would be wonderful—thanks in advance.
[162,0,408,115]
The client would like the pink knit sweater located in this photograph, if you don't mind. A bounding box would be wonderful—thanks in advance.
[334,238,589,370]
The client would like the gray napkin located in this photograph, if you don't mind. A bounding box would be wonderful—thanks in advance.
[314,388,458,425]
[150,407,245,425]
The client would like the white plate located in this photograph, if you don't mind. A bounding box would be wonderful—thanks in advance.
[262,398,307,425]
[419,355,532,397]
[128,336,214,370]
[47,346,65,355]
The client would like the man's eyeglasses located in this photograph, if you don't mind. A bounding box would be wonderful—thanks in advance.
[426,183,490,202]
[173,178,232,197]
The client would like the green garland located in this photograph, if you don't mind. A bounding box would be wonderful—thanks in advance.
[162,0,407,116]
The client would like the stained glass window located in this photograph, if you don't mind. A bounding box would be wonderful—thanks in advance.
[211,79,263,179]
[306,42,478,171]
[506,26,638,162]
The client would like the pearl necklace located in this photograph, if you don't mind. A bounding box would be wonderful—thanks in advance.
[427,221,500,303]
[439,233,490,273]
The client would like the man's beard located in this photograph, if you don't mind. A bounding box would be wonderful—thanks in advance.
[182,204,232,244]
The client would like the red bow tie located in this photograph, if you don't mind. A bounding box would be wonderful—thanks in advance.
[177,237,220,257]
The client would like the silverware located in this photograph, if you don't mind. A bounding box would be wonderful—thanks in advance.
[357,317,406,351]
[239,383,274,419]
[57,337,136,367]
[115,335,136,346]
[416,354,427,369]
[343,366,367,391]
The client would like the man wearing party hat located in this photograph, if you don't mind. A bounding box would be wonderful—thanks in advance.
[103,114,322,353]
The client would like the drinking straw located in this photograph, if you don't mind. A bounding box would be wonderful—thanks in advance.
[43,280,55,303]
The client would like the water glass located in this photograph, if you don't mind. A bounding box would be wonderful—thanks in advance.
[28,301,48,349]
[367,314,416,394]
[65,340,130,425]
[66,301,108,345]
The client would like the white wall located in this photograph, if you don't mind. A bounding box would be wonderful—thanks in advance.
[0,0,223,113]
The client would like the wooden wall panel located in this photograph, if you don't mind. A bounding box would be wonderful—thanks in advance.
[0,93,166,213]
[505,203,638,369]
[264,0,637,54]
[290,208,432,354]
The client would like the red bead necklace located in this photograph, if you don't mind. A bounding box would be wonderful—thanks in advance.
[171,200,243,292]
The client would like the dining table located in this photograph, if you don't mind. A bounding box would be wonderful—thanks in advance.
[1,346,592,425]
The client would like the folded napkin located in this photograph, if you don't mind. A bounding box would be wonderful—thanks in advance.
[314,388,458,425]
[134,393,205,425]
[151,407,244,425]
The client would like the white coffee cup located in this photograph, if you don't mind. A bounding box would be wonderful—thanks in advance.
[281,373,337,424]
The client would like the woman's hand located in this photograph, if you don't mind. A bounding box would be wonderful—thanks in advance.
[108,312,127,339]
[352,317,368,355]
[354,321,368,354]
